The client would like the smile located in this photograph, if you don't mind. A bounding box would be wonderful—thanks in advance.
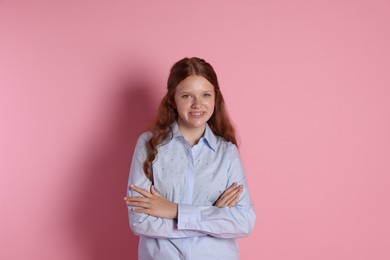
[190,112,205,117]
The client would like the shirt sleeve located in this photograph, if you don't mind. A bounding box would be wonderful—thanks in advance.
[177,144,256,239]
[127,133,206,239]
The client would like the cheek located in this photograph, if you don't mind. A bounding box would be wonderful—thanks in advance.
[175,101,189,114]
[204,100,215,109]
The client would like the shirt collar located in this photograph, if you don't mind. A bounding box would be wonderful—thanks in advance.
[202,123,217,152]
[170,121,217,152]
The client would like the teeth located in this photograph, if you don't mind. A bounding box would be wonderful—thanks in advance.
[191,112,203,116]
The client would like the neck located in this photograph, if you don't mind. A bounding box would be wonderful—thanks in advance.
[178,124,206,146]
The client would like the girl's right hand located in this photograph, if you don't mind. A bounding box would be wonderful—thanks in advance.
[214,182,243,208]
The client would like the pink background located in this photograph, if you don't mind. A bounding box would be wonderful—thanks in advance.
[1,0,389,259]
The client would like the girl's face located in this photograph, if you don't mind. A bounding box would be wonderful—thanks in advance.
[174,75,215,133]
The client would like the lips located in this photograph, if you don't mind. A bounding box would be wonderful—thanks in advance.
[190,112,205,117]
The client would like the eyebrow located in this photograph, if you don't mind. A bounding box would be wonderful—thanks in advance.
[178,90,214,94]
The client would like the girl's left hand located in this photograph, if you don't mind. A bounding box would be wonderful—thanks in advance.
[214,182,243,208]
[125,185,178,219]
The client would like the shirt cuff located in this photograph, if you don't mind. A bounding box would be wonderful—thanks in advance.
[177,204,198,230]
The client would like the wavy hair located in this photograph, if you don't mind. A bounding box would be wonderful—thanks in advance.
[143,57,237,183]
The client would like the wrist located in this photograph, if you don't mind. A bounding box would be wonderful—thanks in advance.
[173,203,178,219]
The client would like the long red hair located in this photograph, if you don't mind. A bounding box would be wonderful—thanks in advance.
[143,57,237,182]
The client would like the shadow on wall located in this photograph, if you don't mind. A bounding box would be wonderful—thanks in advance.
[72,70,159,259]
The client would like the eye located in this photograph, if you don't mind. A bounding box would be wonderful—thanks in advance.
[182,94,191,99]
[203,93,212,97]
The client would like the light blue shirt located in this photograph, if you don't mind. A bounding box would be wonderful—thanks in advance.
[127,122,256,260]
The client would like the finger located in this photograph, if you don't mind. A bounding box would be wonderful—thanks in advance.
[221,185,243,204]
[227,195,239,207]
[218,183,237,199]
[125,196,149,203]
[131,207,152,214]
[150,185,162,197]
[227,187,243,207]
[125,197,151,208]
[223,182,237,194]
[127,200,151,208]
[130,184,152,198]
[227,195,237,207]
[231,185,243,199]
[219,184,240,201]
[224,191,238,205]
[131,206,160,216]
[214,184,241,207]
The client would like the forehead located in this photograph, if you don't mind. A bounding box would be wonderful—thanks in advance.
[176,75,214,92]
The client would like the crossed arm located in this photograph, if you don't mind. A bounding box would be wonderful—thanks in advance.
[125,134,255,239]
[124,182,243,219]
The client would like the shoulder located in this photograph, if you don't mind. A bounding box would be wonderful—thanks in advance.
[135,131,153,147]
[138,131,153,141]
[214,135,239,154]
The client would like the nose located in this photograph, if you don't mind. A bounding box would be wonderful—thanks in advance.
[191,97,200,108]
